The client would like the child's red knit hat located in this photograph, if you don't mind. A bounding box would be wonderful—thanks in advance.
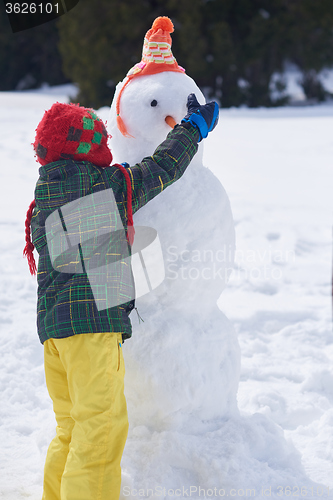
[33,102,112,167]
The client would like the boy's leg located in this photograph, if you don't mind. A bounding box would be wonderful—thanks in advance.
[43,338,75,500]
[55,332,128,500]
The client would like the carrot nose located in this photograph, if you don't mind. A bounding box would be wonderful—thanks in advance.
[165,115,177,129]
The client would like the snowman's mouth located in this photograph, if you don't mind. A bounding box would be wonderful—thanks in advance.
[165,115,177,129]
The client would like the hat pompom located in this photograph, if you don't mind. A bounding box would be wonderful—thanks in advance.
[152,16,174,33]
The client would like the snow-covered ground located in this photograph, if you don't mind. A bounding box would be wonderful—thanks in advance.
[205,104,333,490]
[0,87,332,499]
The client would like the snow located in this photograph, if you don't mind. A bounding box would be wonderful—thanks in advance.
[270,64,333,104]
[319,70,333,94]
[0,85,332,499]
[204,105,333,491]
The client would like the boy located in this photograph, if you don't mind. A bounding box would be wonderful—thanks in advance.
[24,93,218,500]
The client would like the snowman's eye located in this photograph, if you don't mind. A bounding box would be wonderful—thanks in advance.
[150,100,158,107]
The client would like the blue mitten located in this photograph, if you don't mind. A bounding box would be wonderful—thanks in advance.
[181,93,219,142]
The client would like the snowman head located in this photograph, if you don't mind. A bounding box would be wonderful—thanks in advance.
[108,16,205,164]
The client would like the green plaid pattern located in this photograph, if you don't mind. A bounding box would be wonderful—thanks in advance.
[31,124,199,344]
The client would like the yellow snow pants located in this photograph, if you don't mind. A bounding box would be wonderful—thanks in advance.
[42,332,128,500]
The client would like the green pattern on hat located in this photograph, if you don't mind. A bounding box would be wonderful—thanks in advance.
[77,142,91,154]
[92,131,102,145]
[88,110,99,120]
[83,117,94,130]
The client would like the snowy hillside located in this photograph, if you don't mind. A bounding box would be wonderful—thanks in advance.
[0,88,332,499]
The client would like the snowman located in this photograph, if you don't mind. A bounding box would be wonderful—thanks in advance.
[105,19,325,496]
[108,17,240,432]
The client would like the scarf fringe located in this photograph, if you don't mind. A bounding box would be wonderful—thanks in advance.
[23,200,37,275]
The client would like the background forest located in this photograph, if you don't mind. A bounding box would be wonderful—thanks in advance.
[1,0,333,108]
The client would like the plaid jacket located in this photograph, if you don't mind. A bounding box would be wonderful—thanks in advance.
[31,123,199,344]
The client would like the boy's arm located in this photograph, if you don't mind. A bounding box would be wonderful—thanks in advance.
[101,94,218,213]
[127,93,219,213]
[128,122,199,214]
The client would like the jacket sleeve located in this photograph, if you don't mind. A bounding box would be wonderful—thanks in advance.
[113,123,200,214]
[129,123,199,213]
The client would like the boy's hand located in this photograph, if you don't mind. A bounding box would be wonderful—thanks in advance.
[181,93,219,142]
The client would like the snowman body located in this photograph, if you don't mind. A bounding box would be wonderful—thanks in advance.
[108,71,240,430]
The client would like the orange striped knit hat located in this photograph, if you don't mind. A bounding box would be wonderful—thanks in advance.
[116,16,185,137]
